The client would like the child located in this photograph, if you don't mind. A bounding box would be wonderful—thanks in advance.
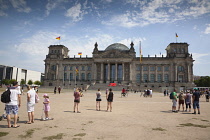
[74,88,81,113]
[43,94,50,120]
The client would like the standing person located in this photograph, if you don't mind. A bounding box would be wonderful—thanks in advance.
[192,89,200,114]
[26,86,36,124]
[205,90,209,102]
[105,88,109,99]
[178,92,185,111]
[185,91,192,112]
[149,89,153,98]
[43,94,50,120]
[73,88,81,113]
[58,86,61,94]
[121,88,126,97]
[96,89,102,111]
[54,87,56,94]
[34,86,38,94]
[107,88,114,112]
[5,81,21,128]
[166,89,169,96]
[170,89,178,113]
[164,90,166,96]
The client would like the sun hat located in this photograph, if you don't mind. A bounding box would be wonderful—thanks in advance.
[43,93,48,97]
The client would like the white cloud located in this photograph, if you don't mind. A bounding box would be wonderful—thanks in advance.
[10,0,31,13]
[204,24,210,34]
[14,31,60,56]
[105,0,210,27]
[192,52,210,64]
[65,3,88,22]
[0,0,8,16]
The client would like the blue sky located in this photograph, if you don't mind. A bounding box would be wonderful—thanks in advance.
[0,0,210,76]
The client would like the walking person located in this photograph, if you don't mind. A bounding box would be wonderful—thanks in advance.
[43,94,50,120]
[5,81,21,128]
[185,91,192,112]
[96,89,102,111]
[192,89,200,114]
[73,88,81,113]
[178,92,185,112]
[54,87,56,94]
[205,90,209,102]
[25,85,36,124]
[149,89,153,98]
[58,86,61,94]
[106,88,114,112]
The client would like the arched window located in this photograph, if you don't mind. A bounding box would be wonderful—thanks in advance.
[70,73,73,81]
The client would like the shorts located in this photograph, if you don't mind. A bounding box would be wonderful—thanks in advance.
[193,101,200,109]
[27,103,35,112]
[179,100,184,105]
[107,99,113,102]
[172,99,177,107]
[6,105,19,115]
[74,99,80,103]
[96,99,101,101]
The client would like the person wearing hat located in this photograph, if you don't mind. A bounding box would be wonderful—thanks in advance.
[43,94,50,119]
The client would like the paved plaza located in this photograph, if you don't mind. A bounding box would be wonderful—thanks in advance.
[0,88,210,140]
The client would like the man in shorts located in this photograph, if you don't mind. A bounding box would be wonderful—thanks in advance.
[192,89,200,114]
[5,81,21,128]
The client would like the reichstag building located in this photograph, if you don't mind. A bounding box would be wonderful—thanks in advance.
[43,42,194,91]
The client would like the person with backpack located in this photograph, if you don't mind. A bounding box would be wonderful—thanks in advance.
[5,81,21,128]
[170,89,178,113]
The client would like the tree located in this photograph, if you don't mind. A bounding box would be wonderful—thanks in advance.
[34,80,42,85]
[194,76,210,87]
[28,80,33,85]
[2,79,10,85]
[20,79,26,85]
[9,79,17,85]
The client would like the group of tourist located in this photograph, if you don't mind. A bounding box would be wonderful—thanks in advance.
[2,81,50,128]
[170,89,209,114]
[73,88,114,112]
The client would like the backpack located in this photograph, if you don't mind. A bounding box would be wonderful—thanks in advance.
[1,89,11,103]
[169,92,174,99]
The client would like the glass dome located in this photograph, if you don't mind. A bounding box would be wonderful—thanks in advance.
[105,43,129,51]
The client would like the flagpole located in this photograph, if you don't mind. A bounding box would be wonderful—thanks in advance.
[139,41,142,90]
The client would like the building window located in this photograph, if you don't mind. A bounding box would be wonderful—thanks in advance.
[181,48,185,53]
[150,66,155,71]
[178,75,184,82]
[51,50,53,53]
[64,66,67,71]
[136,74,141,83]
[164,66,169,71]
[143,74,148,82]
[178,66,184,72]
[81,73,85,81]
[52,74,55,80]
[150,74,155,82]
[55,50,57,53]
[51,65,56,71]
[70,66,73,70]
[87,66,91,71]
[64,73,67,81]
[143,66,148,71]
[157,66,162,71]
[82,66,85,71]
[58,50,60,53]
[136,65,141,71]
[87,73,91,81]
[164,74,169,82]
[70,73,73,81]
[158,74,162,82]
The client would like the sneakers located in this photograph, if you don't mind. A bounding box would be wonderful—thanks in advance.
[192,112,196,114]
[198,112,200,114]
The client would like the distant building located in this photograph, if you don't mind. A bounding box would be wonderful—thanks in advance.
[43,42,195,91]
[0,65,42,84]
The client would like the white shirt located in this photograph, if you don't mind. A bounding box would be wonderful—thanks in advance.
[6,87,21,105]
[27,89,36,104]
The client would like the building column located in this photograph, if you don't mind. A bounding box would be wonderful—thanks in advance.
[129,63,132,82]
[56,64,59,80]
[174,64,177,82]
[93,63,97,82]
[122,63,125,81]
[148,65,150,82]
[187,64,190,82]
[162,65,164,82]
[100,63,104,83]
[107,63,110,82]
[115,63,118,82]
[140,65,143,82]
[155,65,157,82]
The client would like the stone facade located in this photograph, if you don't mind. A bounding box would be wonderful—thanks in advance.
[43,42,194,91]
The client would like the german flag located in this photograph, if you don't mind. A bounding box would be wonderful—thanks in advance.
[176,33,178,37]
[56,36,60,40]
[78,52,82,55]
